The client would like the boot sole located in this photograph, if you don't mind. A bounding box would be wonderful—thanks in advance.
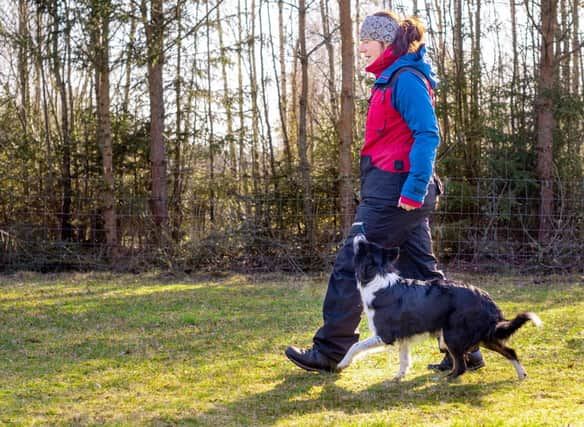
[427,361,485,372]
[284,349,336,374]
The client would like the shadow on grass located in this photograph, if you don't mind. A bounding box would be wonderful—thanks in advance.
[176,370,512,426]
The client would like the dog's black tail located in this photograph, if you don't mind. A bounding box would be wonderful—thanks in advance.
[494,312,543,340]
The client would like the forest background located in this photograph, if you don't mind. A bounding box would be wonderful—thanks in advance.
[0,0,582,273]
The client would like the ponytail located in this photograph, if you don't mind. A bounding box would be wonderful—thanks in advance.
[392,17,425,57]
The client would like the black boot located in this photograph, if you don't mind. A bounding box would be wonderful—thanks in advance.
[428,350,485,372]
[427,353,452,371]
[466,350,485,371]
[285,346,337,373]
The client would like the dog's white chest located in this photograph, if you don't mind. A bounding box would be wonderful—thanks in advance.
[362,297,377,336]
[358,273,398,336]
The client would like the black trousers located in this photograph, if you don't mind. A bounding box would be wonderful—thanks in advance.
[313,180,444,362]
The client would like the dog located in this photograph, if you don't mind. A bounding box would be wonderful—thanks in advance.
[336,234,542,380]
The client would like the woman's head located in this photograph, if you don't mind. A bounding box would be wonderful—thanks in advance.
[358,12,399,65]
[358,11,425,64]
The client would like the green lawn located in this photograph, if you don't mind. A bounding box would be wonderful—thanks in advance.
[0,271,583,426]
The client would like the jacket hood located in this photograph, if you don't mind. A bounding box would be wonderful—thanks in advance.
[374,45,438,89]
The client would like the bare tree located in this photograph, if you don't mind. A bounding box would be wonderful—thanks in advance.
[468,0,482,175]
[17,0,30,139]
[258,0,277,182]
[171,0,184,241]
[247,0,261,198]
[141,0,169,238]
[122,1,137,116]
[217,3,237,177]
[297,0,316,241]
[320,0,338,122]
[48,0,74,241]
[206,0,216,224]
[339,0,354,233]
[92,0,117,258]
[278,0,292,172]
[571,0,581,94]
[535,0,557,244]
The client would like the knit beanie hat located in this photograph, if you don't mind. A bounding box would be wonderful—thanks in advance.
[359,14,399,45]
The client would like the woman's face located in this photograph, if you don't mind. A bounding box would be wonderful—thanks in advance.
[359,39,385,66]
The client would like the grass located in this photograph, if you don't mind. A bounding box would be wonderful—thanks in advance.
[0,271,583,426]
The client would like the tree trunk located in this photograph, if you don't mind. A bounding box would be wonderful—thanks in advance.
[433,0,450,149]
[339,0,354,233]
[18,0,29,138]
[247,0,260,201]
[50,0,73,241]
[510,0,518,139]
[93,0,118,258]
[258,0,277,183]
[536,0,557,244]
[122,1,136,116]
[571,0,581,95]
[297,0,316,242]
[206,0,216,224]
[217,4,237,177]
[468,0,481,175]
[278,0,292,172]
[142,0,169,240]
[236,0,249,217]
[320,0,338,122]
[453,0,472,178]
[172,1,184,241]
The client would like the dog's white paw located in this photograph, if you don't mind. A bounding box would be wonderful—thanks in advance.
[336,359,350,371]
[512,360,527,380]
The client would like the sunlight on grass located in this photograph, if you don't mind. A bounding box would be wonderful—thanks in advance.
[1,272,583,426]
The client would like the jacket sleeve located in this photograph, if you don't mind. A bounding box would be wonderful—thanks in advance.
[392,71,440,206]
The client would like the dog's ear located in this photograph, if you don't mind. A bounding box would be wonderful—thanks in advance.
[382,247,400,269]
[353,233,368,256]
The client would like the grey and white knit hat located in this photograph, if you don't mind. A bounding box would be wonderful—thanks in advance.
[359,15,399,44]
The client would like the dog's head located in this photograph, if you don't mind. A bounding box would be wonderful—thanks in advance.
[353,234,399,286]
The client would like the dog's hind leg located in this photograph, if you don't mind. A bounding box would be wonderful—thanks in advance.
[393,340,412,381]
[446,351,467,379]
[482,340,527,380]
[442,330,468,379]
[336,336,385,371]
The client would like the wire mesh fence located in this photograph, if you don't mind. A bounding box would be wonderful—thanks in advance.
[1,175,583,273]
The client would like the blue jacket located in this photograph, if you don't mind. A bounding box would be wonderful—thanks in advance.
[362,45,440,206]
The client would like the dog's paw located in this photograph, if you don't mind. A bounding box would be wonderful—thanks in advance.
[336,356,351,371]
[336,361,349,371]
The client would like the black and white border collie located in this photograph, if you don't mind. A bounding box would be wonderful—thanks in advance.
[336,234,542,380]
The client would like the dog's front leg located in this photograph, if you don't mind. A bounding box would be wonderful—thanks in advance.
[336,336,385,371]
[393,340,411,381]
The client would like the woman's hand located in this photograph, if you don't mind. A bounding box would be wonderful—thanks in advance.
[398,200,417,211]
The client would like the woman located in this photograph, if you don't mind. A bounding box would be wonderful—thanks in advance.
[285,11,483,373]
